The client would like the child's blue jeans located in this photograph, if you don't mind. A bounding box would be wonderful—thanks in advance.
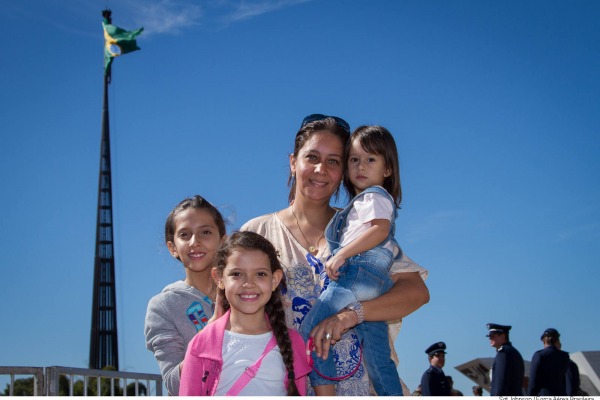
[299,246,403,395]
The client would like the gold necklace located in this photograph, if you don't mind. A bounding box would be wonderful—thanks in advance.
[291,205,324,253]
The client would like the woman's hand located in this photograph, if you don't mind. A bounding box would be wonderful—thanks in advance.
[309,308,359,360]
[309,272,430,359]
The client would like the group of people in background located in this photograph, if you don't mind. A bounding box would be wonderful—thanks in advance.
[144,114,430,396]
[415,323,583,396]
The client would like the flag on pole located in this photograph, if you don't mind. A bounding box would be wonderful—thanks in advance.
[102,19,143,75]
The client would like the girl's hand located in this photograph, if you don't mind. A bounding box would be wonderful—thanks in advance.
[309,308,359,360]
[325,255,345,280]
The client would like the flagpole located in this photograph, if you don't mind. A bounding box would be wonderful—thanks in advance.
[90,10,141,370]
[89,8,119,371]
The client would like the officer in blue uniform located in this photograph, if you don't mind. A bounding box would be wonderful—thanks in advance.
[555,331,582,396]
[566,358,581,396]
[420,342,451,396]
[487,323,525,396]
[527,328,570,395]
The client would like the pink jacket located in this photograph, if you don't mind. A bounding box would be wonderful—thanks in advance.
[179,309,312,396]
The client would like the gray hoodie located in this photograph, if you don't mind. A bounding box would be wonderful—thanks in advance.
[144,280,213,395]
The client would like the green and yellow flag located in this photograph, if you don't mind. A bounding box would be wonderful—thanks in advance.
[102,19,143,75]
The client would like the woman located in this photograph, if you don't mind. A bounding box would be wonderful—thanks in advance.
[242,114,429,395]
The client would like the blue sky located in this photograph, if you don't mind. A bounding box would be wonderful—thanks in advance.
[1,0,599,395]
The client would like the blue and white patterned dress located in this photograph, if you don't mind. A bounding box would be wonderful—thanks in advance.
[242,213,428,396]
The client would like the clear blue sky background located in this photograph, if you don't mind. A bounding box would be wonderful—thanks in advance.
[1,0,599,395]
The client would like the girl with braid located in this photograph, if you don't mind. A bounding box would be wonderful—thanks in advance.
[179,231,312,396]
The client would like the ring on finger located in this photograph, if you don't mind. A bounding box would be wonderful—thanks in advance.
[324,332,332,340]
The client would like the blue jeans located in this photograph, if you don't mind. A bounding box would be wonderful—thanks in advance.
[299,246,403,395]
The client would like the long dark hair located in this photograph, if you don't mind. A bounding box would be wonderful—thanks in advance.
[344,125,402,208]
[288,117,350,204]
[214,231,299,396]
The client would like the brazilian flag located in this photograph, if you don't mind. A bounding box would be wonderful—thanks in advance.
[102,19,143,75]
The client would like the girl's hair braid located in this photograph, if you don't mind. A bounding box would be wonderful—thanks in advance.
[266,290,300,396]
[214,231,299,395]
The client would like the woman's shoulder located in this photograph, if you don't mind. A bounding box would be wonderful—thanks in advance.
[241,212,283,232]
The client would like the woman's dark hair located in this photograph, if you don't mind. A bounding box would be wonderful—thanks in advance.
[287,117,350,204]
[214,231,299,396]
[344,125,402,208]
[164,195,226,260]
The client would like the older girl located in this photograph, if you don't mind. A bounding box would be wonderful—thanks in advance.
[145,195,226,395]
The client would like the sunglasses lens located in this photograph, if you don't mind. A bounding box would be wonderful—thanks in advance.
[301,114,327,127]
[300,114,350,134]
[332,117,350,133]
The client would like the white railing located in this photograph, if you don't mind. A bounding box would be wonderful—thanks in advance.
[1,366,162,396]
[0,366,44,396]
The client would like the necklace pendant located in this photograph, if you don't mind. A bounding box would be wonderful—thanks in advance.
[309,245,316,252]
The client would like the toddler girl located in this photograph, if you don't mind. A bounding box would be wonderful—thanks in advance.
[299,125,404,395]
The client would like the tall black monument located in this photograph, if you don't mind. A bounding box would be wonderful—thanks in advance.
[89,9,120,371]
[89,8,142,371]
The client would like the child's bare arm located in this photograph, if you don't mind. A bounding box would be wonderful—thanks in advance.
[325,218,390,279]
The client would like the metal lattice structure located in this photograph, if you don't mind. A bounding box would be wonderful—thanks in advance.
[89,11,119,370]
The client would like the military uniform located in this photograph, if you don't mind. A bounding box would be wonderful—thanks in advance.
[527,328,571,396]
[491,341,525,395]
[420,342,451,396]
[487,323,525,396]
[566,359,581,396]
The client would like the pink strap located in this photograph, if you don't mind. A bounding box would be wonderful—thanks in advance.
[226,335,277,396]
[307,337,363,381]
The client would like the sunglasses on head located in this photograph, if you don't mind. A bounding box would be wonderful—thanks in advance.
[300,113,351,134]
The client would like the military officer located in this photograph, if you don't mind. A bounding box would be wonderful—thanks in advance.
[420,342,451,396]
[527,328,570,395]
[566,358,581,396]
[487,323,525,396]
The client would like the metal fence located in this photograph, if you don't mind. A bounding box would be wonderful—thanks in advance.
[0,366,162,396]
[0,367,44,396]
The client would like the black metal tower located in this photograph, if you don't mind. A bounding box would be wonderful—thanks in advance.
[89,9,119,371]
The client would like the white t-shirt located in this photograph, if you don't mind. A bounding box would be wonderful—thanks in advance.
[340,192,395,251]
[215,331,286,396]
